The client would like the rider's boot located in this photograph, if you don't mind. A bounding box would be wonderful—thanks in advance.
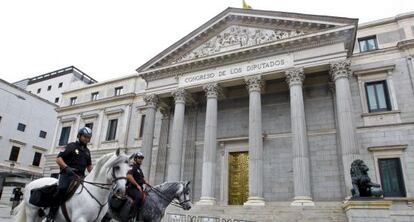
[46,205,59,222]
[47,188,64,221]
[134,206,142,221]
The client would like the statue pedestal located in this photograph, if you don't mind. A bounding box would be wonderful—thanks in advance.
[342,199,392,222]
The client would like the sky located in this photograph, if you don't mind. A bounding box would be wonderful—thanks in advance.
[0,0,413,83]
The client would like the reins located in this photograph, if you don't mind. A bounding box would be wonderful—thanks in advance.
[74,176,127,222]
[62,164,128,222]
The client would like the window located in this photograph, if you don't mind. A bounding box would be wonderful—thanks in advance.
[55,97,59,103]
[114,87,123,96]
[9,146,20,161]
[91,92,99,101]
[0,116,2,124]
[365,81,391,112]
[59,126,71,146]
[39,130,47,138]
[58,82,63,88]
[37,88,41,94]
[47,85,52,91]
[358,36,378,52]
[32,152,42,166]
[70,97,77,106]
[139,115,146,138]
[17,123,26,132]
[106,119,118,141]
[378,158,406,197]
[85,122,94,130]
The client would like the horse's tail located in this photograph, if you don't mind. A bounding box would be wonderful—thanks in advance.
[13,202,27,222]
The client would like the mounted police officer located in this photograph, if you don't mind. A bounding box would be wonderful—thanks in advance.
[126,151,148,220]
[46,127,93,222]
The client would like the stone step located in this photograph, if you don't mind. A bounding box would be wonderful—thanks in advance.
[165,202,347,222]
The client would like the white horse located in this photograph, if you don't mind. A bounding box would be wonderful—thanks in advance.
[14,148,130,222]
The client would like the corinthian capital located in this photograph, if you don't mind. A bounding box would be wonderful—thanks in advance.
[171,88,186,104]
[285,68,305,87]
[245,75,262,92]
[330,60,351,81]
[203,83,220,98]
[143,94,159,108]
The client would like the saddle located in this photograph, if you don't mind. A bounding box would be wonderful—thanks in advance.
[108,194,136,222]
[108,191,148,222]
[29,180,81,208]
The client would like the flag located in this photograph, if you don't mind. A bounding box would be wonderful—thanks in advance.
[242,0,252,9]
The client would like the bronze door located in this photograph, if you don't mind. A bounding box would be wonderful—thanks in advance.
[228,152,249,205]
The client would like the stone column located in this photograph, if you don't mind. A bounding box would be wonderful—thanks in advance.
[154,108,171,185]
[50,117,61,153]
[330,60,360,197]
[244,76,265,206]
[141,94,159,178]
[94,110,104,149]
[167,88,186,182]
[286,68,314,206]
[198,83,219,205]
[70,114,81,142]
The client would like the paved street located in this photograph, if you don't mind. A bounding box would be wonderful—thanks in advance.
[0,203,13,222]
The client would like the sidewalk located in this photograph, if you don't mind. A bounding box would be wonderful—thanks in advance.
[0,203,14,222]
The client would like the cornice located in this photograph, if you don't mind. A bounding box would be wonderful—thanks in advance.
[9,139,26,146]
[61,74,137,95]
[359,11,414,29]
[140,27,354,82]
[397,39,414,50]
[353,65,395,76]
[56,93,136,112]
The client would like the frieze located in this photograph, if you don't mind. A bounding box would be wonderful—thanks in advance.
[178,54,293,87]
[175,26,304,63]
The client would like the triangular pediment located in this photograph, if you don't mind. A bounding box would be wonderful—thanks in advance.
[175,25,306,63]
[137,7,357,73]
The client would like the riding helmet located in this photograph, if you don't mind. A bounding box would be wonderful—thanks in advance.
[77,127,92,138]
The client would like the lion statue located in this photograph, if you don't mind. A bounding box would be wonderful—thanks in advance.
[350,159,383,198]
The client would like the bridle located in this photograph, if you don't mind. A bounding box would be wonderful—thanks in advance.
[72,165,127,222]
[147,183,191,209]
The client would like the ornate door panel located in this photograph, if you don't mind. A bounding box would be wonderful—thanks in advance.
[228,152,249,205]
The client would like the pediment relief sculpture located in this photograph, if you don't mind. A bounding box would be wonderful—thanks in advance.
[174,26,305,63]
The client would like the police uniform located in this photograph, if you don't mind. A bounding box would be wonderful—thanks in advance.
[56,141,91,200]
[126,163,145,211]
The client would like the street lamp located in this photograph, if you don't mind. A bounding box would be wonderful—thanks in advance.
[0,88,26,100]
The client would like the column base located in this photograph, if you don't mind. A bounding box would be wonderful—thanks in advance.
[291,196,315,206]
[196,197,216,206]
[244,197,265,206]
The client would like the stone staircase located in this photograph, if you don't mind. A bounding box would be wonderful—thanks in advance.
[163,202,347,222]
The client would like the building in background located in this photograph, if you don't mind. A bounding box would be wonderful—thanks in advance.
[134,8,414,221]
[42,8,414,221]
[13,66,97,105]
[42,74,147,178]
[0,79,57,204]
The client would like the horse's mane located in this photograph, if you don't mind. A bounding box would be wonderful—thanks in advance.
[90,152,115,181]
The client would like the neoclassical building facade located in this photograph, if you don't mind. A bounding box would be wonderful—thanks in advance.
[45,8,414,221]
